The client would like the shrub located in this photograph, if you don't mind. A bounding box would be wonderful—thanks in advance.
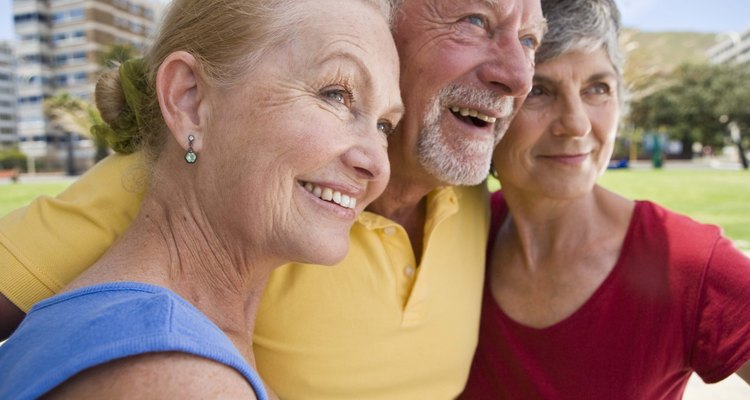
[0,149,27,171]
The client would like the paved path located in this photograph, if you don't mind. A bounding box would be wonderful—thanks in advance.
[685,372,750,399]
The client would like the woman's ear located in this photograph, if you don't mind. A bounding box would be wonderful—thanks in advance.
[156,51,206,152]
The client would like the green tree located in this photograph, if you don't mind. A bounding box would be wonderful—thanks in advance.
[96,42,139,69]
[628,63,750,161]
[44,93,108,162]
[42,43,140,171]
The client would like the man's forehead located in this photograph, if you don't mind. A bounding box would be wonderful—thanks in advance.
[453,0,543,19]
[478,0,502,6]
[398,0,545,32]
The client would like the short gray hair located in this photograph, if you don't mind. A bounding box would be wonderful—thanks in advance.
[388,0,405,29]
[389,0,404,12]
[538,0,623,81]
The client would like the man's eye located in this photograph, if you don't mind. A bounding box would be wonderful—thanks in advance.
[520,36,538,49]
[464,15,487,29]
[377,120,395,136]
[527,85,545,98]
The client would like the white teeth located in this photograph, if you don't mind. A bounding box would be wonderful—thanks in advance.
[321,188,333,201]
[477,114,497,123]
[301,182,358,209]
[450,106,497,124]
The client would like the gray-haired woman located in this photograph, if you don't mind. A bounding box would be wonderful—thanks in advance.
[461,0,750,398]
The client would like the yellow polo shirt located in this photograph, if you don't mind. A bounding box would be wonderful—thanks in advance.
[0,154,489,399]
[0,153,146,309]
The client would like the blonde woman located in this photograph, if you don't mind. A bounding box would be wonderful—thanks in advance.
[0,0,402,398]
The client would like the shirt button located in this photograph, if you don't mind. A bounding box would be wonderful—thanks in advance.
[404,266,415,278]
[383,226,397,236]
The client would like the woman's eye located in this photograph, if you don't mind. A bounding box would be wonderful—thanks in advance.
[322,87,354,107]
[585,83,611,96]
[377,120,395,136]
[464,15,487,29]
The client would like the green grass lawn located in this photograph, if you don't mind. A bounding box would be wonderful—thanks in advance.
[3,169,750,251]
[600,169,750,251]
[0,182,71,217]
[489,168,750,251]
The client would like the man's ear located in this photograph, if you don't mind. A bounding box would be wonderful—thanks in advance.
[156,51,206,152]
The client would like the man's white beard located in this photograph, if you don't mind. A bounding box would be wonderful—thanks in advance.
[417,84,513,185]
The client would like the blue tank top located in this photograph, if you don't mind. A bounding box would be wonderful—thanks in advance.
[0,282,268,399]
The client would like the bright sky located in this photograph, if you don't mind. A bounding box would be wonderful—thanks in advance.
[0,0,748,40]
[616,0,749,33]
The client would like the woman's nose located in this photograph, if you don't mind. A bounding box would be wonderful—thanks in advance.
[341,129,390,184]
[553,96,592,137]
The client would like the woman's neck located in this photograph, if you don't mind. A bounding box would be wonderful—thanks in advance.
[499,185,634,269]
[67,194,274,365]
[489,185,636,328]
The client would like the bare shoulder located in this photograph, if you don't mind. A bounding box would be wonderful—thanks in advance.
[0,292,24,340]
[44,352,259,399]
[737,360,750,385]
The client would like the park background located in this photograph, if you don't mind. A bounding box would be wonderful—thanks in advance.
[1,0,749,398]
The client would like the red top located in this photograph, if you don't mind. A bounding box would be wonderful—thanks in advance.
[460,192,750,400]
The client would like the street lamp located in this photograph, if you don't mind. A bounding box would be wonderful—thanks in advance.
[728,121,748,169]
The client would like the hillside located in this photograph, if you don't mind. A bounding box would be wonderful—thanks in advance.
[620,30,721,97]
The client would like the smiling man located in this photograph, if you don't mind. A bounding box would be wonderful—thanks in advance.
[0,0,546,398]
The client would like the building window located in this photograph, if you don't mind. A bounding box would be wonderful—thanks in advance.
[53,51,88,66]
[70,8,85,20]
[14,12,49,24]
[20,33,45,43]
[52,30,87,46]
[21,54,43,64]
[55,74,68,86]
[18,96,44,105]
[51,8,85,25]
[54,72,89,86]
[23,75,50,86]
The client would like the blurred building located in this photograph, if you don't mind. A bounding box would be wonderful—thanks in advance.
[0,41,17,149]
[707,26,750,64]
[12,0,159,171]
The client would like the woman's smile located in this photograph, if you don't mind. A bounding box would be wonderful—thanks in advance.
[538,152,590,166]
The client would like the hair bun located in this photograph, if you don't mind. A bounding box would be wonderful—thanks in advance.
[92,58,151,154]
